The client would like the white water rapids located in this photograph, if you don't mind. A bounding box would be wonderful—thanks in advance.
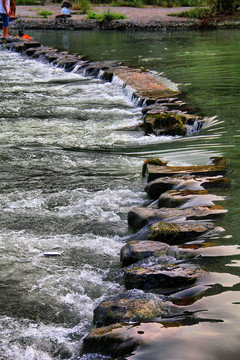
[0,49,226,360]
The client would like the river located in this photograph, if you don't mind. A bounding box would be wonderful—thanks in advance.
[0,29,239,359]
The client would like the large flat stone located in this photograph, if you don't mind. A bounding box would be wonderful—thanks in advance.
[124,263,201,291]
[147,222,214,244]
[113,67,179,100]
[145,175,230,200]
[145,156,226,182]
[93,291,179,327]
[121,240,170,267]
[128,206,227,229]
[157,189,224,209]
[120,240,194,267]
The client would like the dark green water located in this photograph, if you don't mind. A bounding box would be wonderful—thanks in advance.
[1,28,239,359]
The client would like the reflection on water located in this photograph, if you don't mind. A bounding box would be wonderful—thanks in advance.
[1,29,240,359]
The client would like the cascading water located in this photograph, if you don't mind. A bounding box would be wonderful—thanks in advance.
[1,28,240,360]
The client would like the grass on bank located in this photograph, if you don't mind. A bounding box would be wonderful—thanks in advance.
[169,6,211,18]
[37,10,53,17]
[86,9,126,21]
[15,0,208,7]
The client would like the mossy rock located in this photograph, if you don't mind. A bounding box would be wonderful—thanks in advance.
[124,263,201,292]
[142,158,167,176]
[93,290,179,327]
[148,221,213,244]
[144,112,187,136]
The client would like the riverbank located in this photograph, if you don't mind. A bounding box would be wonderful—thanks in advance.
[8,5,240,31]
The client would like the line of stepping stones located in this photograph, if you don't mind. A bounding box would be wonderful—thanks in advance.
[1,36,205,138]
[81,156,229,358]
[0,37,229,358]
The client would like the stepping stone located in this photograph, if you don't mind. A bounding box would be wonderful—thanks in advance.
[113,67,179,101]
[93,291,179,327]
[120,240,194,267]
[128,205,227,230]
[144,111,198,136]
[124,263,202,292]
[157,189,224,209]
[82,322,179,358]
[145,175,230,200]
[22,41,41,50]
[145,156,226,182]
[147,222,214,244]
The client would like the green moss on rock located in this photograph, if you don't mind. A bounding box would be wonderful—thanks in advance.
[144,112,187,137]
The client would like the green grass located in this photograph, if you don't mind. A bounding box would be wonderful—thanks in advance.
[86,9,126,21]
[37,10,53,18]
[169,7,211,18]
[15,0,39,4]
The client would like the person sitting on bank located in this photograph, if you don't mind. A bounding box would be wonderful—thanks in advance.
[18,30,31,40]
[61,0,71,16]
[0,0,10,39]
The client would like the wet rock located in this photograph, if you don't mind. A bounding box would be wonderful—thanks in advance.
[128,205,227,230]
[144,112,197,136]
[93,290,178,326]
[24,47,41,56]
[121,240,170,267]
[142,158,168,177]
[145,175,230,200]
[32,49,48,59]
[120,240,194,267]
[148,222,214,244]
[113,67,179,101]
[55,57,79,70]
[44,51,59,62]
[22,41,41,50]
[82,322,178,358]
[157,189,224,209]
[142,103,167,115]
[124,263,201,291]
[145,156,226,182]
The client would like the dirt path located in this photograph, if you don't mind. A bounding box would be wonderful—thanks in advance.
[15,4,193,24]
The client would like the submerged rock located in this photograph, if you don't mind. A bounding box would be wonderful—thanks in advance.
[128,205,227,230]
[148,221,214,244]
[93,290,179,327]
[145,156,226,182]
[82,322,179,358]
[124,263,201,292]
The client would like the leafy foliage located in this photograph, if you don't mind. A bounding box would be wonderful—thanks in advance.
[72,0,91,13]
[86,9,126,21]
[37,10,53,18]
[15,0,39,4]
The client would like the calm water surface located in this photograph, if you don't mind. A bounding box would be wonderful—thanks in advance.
[0,29,239,359]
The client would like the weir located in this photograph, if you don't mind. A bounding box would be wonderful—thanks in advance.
[1,36,204,137]
[0,36,233,359]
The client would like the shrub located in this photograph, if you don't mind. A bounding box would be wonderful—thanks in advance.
[72,0,91,14]
[169,7,211,18]
[15,0,39,4]
[86,9,126,21]
[111,0,144,7]
[37,10,53,18]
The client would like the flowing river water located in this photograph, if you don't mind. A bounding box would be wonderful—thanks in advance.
[0,29,240,359]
